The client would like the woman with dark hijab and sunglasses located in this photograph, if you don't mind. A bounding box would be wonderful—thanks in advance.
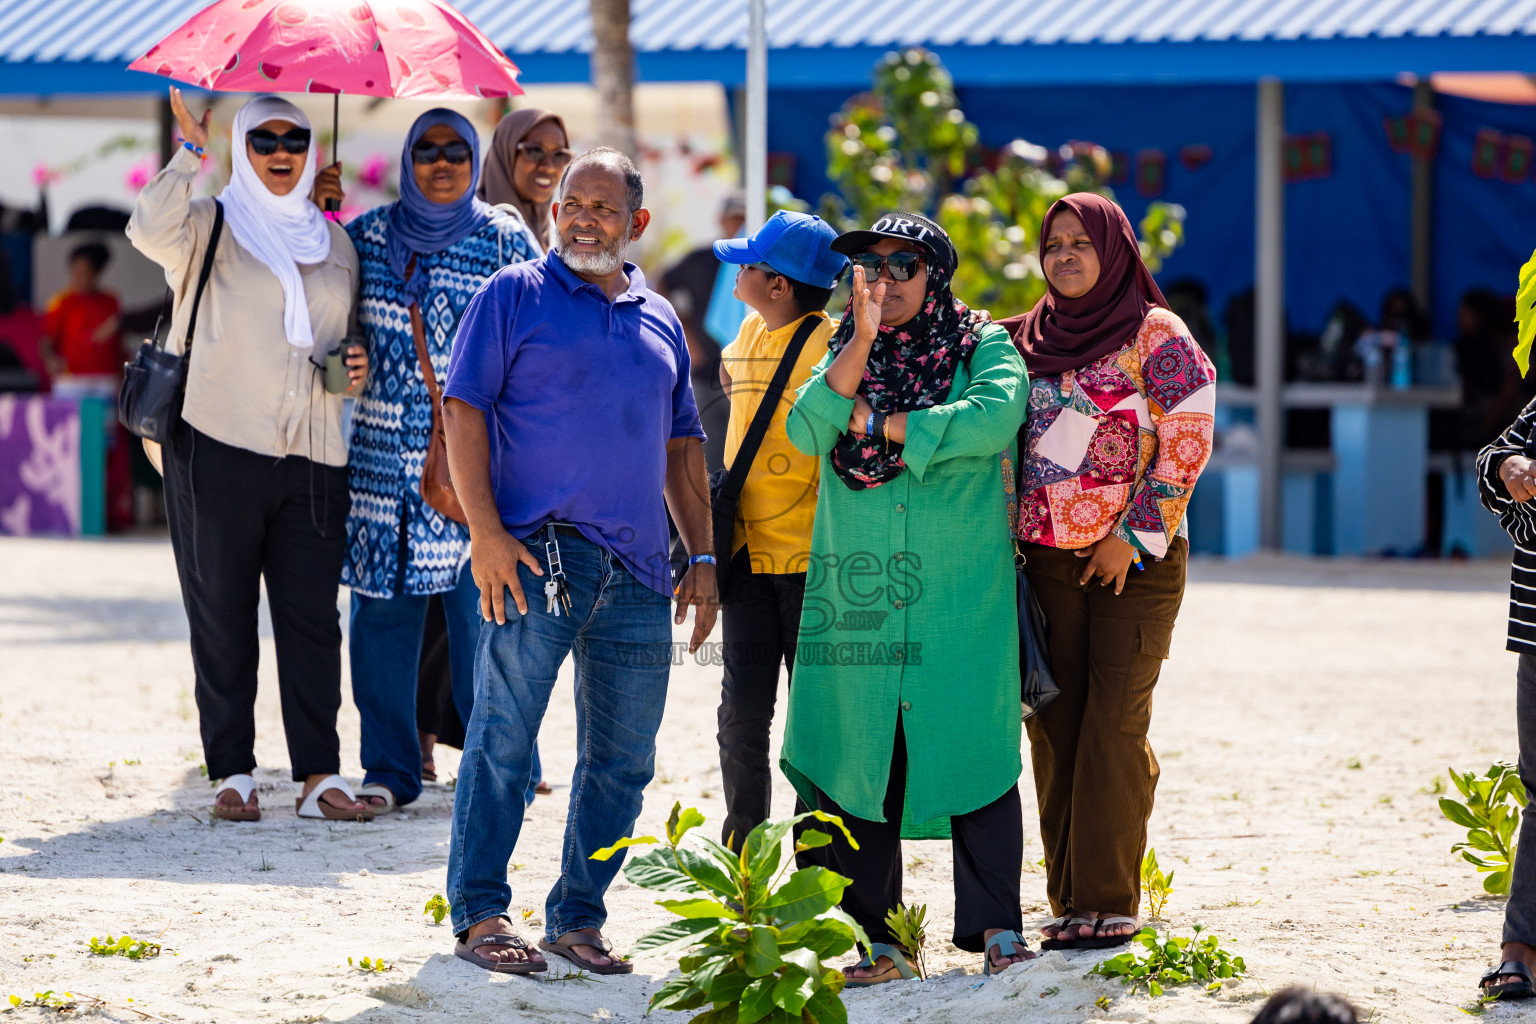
[129,89,371,823]
[478,107,571,252]
[999,193,1215,950]
[342,109,539,813]
[780,212,1032,982]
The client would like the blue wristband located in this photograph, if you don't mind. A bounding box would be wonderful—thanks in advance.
[688,554,717,566]
[865,412,875,436]
[182,140,204,158]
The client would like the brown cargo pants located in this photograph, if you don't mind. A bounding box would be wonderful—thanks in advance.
[1022,538,1187,919]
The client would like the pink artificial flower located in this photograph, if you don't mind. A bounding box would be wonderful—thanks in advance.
[125,157,156,193]
[358,154,389,190]
[31,163,54,187]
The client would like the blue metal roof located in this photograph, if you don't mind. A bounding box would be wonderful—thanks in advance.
[2,0,1536,94]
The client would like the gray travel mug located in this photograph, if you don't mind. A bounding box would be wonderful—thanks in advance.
[324,345,352,394]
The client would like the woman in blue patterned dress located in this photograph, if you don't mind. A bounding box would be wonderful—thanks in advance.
[344,109,538,811]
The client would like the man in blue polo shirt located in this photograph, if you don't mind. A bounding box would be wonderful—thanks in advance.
[441,147,718,977]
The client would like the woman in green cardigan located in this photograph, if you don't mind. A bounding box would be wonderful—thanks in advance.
[781,212,1031,983]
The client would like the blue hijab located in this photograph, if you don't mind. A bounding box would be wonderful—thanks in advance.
[386,108,494,303]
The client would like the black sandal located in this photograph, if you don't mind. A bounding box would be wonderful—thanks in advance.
[454,933,548,974]
[1481,960,1536,1000]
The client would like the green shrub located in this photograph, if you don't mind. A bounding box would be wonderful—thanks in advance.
[1441,763,1524,894]
[591,802,867,1022]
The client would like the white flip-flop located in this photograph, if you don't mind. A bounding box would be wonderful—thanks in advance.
[211,773,259,821]
[356,783,397,814]
[295,775,374,821]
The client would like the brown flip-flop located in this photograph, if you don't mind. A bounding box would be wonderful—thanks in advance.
[535,780,553,795]
[454,933,547,975]
[539,929,632,975]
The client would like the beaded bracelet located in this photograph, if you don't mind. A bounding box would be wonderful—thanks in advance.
[182,140,206,160]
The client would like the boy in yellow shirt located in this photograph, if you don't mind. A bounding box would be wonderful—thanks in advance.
[712,211,847,847]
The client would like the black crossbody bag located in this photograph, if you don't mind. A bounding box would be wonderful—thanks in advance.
[708,315,820,596]
[119,200,223,443]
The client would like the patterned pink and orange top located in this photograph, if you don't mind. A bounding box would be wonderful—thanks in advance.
[1016,307,1215,559]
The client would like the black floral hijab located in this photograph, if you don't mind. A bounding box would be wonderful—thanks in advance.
[825,214,990,490]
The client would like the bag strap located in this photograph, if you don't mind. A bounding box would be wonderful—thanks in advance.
[180,199,223,351]
[717,313,820,507]
[404,256,440,401]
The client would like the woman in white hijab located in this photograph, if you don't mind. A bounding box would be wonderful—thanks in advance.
[128,87,372,824]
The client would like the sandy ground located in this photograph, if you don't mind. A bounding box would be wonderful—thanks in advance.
[0,535,1529,1022]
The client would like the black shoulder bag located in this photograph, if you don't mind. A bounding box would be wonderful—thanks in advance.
[1005,447,1059,719]
[119,199,223,443]
[708,315,820,596]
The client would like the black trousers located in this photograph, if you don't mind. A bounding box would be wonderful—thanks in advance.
[717,547,807,846]
[812,719,1024,953]
[162,422,349,782]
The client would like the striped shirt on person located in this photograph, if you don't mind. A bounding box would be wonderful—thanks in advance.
[1478,394,1536,653]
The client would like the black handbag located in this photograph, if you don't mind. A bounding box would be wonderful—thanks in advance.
[119,200,223,443]
[1002,448,1059,718]
[708,315,820,596]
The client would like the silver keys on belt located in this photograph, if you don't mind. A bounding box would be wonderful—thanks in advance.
[543,525,572,617]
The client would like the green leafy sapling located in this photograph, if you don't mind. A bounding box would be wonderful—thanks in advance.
[1089,923,1246,998]
[883,903,928,980]
[423,894,450,925]
[1441,763,1524,895]
[1141,848,1174,920]
[591,801,869,1022]
[87,935,161,960]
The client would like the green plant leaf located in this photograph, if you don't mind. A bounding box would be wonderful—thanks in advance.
[762,867,847,922]
[648,976,708,1012]
[631,917,722,957]
[780,946,823,976]
[777,916,857,959]
[1485,868,1512,895]
[693,1003,743,1024]
[1440,799,1483,830]
[794,829,834,853]
[624,847,706,894]
[744,925,785,977]
[738,976,778,1023]
[589,835,659,861]
[657,897,732,920]
[665,803,707,847]
[772,965,818,1014]
[802,982,850,1024]
[822,906,871,953]
[674,847,740,900]
[704,967,753,1005]
[1451,768,1475,800]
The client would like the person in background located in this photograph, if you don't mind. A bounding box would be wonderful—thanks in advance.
[342,109,539,815]
[40,242,121,383]
[660,195,749,473]
[1474,395,1536,1002]
[420,104,571,800]
[1249,988,1358,1024]
[1379,286,1432,343]
[1001,193,1215,951]
[41,241,133,530]
[781,212,1032,982]
[478,107,571,253]
[710,210,846,848]
[441,148,717,975]
[129,87,370,823]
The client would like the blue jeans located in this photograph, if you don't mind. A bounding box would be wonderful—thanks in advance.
[350,562,480,806]
[447,530,671,938]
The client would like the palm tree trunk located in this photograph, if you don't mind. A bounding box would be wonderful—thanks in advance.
[589,0,637,159]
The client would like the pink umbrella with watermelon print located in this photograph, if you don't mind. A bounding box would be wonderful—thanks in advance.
[129,0,523,209]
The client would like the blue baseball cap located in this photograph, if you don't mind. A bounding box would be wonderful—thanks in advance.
[713,210,847,289]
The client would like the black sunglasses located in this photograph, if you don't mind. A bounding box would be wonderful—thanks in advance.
[515,142,574,168]
[850,251,925,282]
[246,128,311,156]
[411,140,473,166]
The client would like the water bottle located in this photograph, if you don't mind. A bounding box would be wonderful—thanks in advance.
[1391,339,1413,390]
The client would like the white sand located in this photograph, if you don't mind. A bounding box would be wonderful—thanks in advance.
[0,536,1525,1022]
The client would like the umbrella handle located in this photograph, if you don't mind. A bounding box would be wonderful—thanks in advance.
[324,93,340,213]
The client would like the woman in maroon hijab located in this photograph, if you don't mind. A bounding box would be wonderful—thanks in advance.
[1000,193,1216,950]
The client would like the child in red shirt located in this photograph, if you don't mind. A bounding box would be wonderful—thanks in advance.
[42,242,122,381]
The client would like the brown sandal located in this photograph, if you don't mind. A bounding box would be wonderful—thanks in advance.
[454,933,547,974]
[538,929,632,975]
[211,774,260,822]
